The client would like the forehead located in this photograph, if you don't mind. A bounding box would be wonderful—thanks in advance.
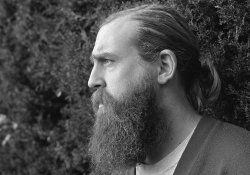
[92,17,140,56]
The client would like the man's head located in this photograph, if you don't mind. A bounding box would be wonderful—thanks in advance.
[88,15,169,174]
[88,4,220,174]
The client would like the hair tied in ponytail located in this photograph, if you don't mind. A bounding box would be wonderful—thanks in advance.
[200,58,221,104]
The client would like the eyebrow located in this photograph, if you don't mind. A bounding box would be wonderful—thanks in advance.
[89,52,120,62]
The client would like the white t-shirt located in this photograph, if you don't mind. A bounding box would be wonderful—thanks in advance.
[136,128,195,175]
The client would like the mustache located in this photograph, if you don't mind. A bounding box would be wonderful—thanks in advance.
[91,88,109,113]
[91,89,103,110]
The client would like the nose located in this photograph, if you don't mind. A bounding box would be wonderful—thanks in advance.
[88,65,105,89]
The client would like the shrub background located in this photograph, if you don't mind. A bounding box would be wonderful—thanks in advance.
[0,0,249,174]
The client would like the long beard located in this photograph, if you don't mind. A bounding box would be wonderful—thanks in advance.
[88,75,169,174]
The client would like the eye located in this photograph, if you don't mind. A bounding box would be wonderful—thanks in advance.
[102,59,113,66]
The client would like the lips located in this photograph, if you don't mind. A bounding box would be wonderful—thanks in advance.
[92,89,104,112]
[92,88,114,114]
[97,104,105,114]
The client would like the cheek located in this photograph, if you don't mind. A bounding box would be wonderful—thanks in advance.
[106,71,138,98]
[105,59,149,98]
[107,76,129,98]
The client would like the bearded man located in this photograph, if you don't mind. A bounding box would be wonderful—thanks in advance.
[87,4,250,175]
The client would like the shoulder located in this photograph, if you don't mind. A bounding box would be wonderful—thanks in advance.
[204,117,250,168]
[197,116,250,147]
[168,116,250,175]
[212,119,250,149]
[194,117,250,173]
[191,116,250,163]
[213,120,250,173]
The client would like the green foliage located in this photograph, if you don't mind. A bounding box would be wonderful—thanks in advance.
[0,0,249,174]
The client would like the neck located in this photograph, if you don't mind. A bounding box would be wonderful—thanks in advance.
[144,99,201,165]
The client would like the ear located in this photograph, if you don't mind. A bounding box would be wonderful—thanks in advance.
[157,49,177,84]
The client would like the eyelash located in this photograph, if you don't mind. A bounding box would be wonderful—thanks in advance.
[101,59,113,65]
[91,58,114,67]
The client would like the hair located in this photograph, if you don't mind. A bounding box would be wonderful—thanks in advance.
[100,4,221,113]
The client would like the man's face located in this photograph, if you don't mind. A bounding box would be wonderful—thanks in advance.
[88,19,169,174]
[88,19,153,100]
